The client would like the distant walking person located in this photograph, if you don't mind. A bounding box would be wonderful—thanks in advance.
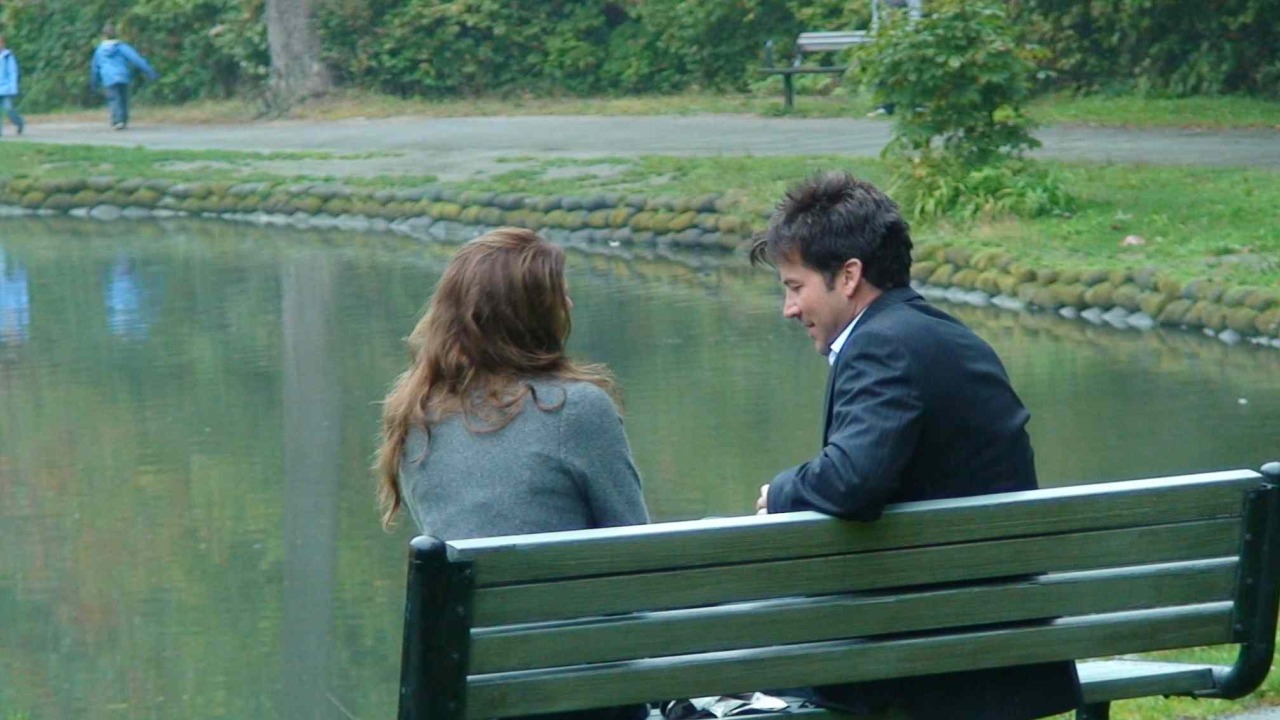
[0,35,25,136]
[90,23,157,130]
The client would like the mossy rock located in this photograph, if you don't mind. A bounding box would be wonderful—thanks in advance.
[1082,282,1116,307]
[1107,269,1130,286]
[650,213,680,233]
[218,197,243,213]
[609,207,637,227]
[1028,286,1060,309]
[1221,287,1253,307]
[228,182,270,197]
[626,211,652,231]
[310,184,352,200]
[522,210,546,229]
[1015,282,1041,303]
[323,198,353,215]
[129,189,162,207]
[693,193,720,213]
[71,190,102,206]
[1184,279,1225,302]
[996,274,1021,296]
[910,261,939,283]
[1157,299,1193,326]
[8,178,36,195]
[1079,269,1110,286]
[1183,301,1210,328]
[667,211,698,232]
[645,197,677,212]
[1201,303,1229,332]
[1112,283,1143,312]
[432,202,463,220]
[238,198,262,212]
[541,209,566,227]
[696,213,720,232]
[1255,308,1280,336]
[951,269,980,289]
[87,176,117,192]
[582,195,612,212]
[1131,267,1160,291]
[116,178,146,193]
[559,196,584,211]
[1138,292,1171,317]
[179,198,205,213]
[1035,269,1059,284]
[1057,269,1082,285]
[478,207,504,225]
[349,201,383,218]
[501,210,529,228]
[970,249,1003,271]
[624,194,649,209]
[632,231,656,245]
[19,191,47,208]
[1225,307,1261,334]
[566,211,591,230]
[586,210,611,229]
[294,196,325,214]
[1244,289,1278,312]
[716,215,744,234]
[1006,264,1035,283]
[458,205,483,224]
[976,271,1003,295]
[1051,283,1087,307]
[262,192,291,213]
[187,183,214,199]
[1154,276,1183,298]
[928,264,956,286]
[942,246,973,267]
[43,193,77,211]
[532,197,560,212]
[913,242,941,262]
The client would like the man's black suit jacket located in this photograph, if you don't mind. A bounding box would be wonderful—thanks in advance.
[766,287,1081,720]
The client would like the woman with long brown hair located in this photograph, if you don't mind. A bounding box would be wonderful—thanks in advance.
[376,227,650,544]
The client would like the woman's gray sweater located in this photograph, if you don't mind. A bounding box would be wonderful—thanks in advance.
[399,379,650,541]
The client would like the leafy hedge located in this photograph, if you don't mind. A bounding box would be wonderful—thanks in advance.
[0,0,1274,113]
[1012,0,1280,97]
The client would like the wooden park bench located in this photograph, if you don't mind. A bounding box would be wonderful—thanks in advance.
[397,463,1280,720]
[760,32,870,110]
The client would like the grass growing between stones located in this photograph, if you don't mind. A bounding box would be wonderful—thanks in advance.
[25,88,1280,129]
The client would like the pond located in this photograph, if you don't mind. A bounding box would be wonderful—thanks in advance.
[2,218,1277,720]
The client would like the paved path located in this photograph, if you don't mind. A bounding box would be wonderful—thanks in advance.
[1223,707,1280,719]
[13,115,1280,180]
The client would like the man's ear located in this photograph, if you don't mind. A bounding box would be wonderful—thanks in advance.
[839,259,863,298]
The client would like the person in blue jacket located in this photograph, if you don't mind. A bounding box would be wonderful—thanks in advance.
[0,35,25,136]
[90,23,157,130]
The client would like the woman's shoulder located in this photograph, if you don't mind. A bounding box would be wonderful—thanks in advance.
[530,378,618,416]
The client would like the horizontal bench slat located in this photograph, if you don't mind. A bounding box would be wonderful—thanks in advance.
[452,471,1261,586]
[1078,659,1220,703]
[467,604,1234,718]
[471,558,1237,673]
[473,518,1241,625]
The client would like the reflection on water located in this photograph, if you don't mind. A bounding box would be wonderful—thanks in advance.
[0,218,1277,720]
[0,248,29,344]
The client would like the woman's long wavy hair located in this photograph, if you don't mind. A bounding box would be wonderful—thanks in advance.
[375,227,615,528]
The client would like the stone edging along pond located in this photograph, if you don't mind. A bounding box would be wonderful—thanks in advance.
[1,175,1277,349]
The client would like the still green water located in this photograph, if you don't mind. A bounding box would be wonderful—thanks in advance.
[1,218,1277,720]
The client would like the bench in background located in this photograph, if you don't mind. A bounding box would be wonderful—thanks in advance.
[760,32,871,110]
[398,463,1280,720]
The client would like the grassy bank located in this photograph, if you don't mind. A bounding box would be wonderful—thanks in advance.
[25,88,1280,130]
[2,142,1277,290]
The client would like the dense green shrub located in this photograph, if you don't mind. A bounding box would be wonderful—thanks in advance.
[1012,0,1280,97]
[862,0,1072,220]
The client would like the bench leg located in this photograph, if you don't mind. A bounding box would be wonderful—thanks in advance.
[1077,702,1110,720]
[784,74,794,110]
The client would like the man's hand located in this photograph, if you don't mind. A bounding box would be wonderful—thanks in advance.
[756,484,770,515]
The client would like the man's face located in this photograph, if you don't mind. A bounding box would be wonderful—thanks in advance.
[777,255,860,355]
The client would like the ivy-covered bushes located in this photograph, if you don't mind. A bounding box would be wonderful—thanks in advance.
[1012,0,1280,97]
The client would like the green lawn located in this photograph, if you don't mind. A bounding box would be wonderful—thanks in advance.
[26,87,1280,130]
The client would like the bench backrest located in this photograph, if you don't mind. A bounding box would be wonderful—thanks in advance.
[399,468,1280,720]
[796,31,872,53]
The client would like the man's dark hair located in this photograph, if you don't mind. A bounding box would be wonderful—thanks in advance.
[749,171,913,290]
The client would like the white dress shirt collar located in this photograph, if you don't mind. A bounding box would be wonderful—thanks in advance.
[827,310,865,366]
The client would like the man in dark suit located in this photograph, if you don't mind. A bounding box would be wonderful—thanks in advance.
[751,172,1081,720]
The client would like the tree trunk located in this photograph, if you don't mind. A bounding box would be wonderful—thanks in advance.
[265,0,332,108]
